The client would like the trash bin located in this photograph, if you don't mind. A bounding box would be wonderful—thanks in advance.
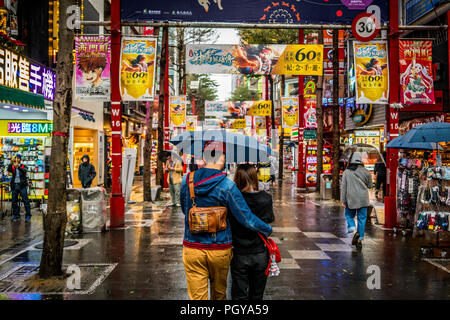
[66,188,82,235]
[81,187,107,233]
[320,174,333,200]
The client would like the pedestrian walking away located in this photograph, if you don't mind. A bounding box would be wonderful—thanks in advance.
[7,154,31,221]
[374,151,387,200]
[180,141,272,300]
[340,152,373,250]
[78,155,96,188]
[230,164,275,300]
[164,152,184,207]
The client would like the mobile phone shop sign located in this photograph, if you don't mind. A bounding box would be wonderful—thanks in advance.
[8,122,53,135]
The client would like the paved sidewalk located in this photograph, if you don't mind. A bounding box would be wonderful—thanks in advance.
[0,176,448,299]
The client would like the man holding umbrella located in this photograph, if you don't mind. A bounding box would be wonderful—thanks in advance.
[180,140,272,300]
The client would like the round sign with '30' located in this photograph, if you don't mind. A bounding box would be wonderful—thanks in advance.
[351,12,380,42]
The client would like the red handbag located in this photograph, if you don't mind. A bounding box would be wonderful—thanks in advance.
[259,233,281,276]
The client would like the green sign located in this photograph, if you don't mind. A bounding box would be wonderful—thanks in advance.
[304,129,317,140]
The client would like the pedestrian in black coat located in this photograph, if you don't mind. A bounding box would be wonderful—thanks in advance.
[78,155,96,188]
[7,154,32,221]
[230,163,275,300]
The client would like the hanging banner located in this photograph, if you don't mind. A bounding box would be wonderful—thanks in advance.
[122,1,388,24]
[186,44,323,76]
[304,94,317,129]
[219,118,247,129]
[399,41,435,105]
[205,100,272,117]
[75,36,111,101]
[186,115,197,131]
[169,96,187,127]
[120,37,157,101]
[281,97,299,128]
[254,116,266,129]
[354,41,389,104]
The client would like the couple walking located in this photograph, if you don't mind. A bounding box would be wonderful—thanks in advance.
[180,141,274,300]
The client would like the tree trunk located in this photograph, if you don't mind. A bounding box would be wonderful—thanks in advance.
[143,27,159,202]
[39,0,75,278]
[278,75,285,180]
[177,28,185,95]
[156,27,168,193]
[316,31,324,193]
[331,29,341,201]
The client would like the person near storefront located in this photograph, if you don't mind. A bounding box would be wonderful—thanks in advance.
[341,152,373,249]
[7,154,31,221]
[231,163,275,300]
[180,141,272,300]
[164,153,183,207]
[78,155,96,189]
[374,151,387,200]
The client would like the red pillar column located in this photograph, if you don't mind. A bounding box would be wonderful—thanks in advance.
[385,0,400,228]
[297,29,305,188]
[109,0,124,227]
[163,29,170,188]
[448,11,450,97]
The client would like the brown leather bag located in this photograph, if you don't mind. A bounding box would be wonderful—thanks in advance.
[188,171,228,234]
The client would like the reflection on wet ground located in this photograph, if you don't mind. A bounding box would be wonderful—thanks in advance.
[0,177,449,299]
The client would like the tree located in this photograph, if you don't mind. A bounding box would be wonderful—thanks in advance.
[239,29,298,44]
[229,84,259,101]
[39,0,76,278]
[187,74,218,121]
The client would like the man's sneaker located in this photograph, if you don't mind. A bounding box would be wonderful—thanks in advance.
[347,227,356,234]
[11,216,20,221]
[25,215,32,222]
[352,232,360,245]
[356,240,363,250]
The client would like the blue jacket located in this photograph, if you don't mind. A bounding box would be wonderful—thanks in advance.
[180,168,272,250]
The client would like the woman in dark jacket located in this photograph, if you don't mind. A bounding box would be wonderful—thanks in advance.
[230,164,275,300]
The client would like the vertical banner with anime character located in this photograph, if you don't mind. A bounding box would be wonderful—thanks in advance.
[169,96,187,127]
[399,41,435,105]
[75,36,111,101]
[186,115,197,131]
[281,97,299,128]
[304,94,317,129]
[120,37,157,101]
[354,41,389,104]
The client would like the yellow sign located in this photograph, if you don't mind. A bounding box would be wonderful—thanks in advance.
[231,119,247,129]
[247,101,272,116]
[169,96,187,127]
[354,41,389,104]
[120,37,157,101]
[282,97,299,128]
[272,45,323,76]
[186,115,197,131]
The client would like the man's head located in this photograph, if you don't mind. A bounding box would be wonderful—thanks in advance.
[203,141,226,170]
[77,54,107,86]
[82,155,90,163]
[13,154,21,165]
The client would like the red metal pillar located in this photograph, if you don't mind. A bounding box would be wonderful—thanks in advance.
[109,0,124,227]
[265,76,271,146]
[385,0,400,228]
[448,11,450,97]
[163,29,170,188]
[297,29,305,188]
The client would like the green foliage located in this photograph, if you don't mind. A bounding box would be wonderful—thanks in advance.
[187,74,219,121]
[238,29,298,44]
[229,84,259,101]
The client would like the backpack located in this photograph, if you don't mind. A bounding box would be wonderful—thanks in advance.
[259,233,281,276]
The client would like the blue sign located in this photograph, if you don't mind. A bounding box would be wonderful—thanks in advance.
[406,0,445,24]
[122,0,388,24]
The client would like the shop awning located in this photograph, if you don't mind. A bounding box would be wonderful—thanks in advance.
[0,85,45,110]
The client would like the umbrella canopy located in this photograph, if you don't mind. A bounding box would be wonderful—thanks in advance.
[341,143,385,165]
[405,122,450,143]
[386,128,443,150]
[169,130,272,164]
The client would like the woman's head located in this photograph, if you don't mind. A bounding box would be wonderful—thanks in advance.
[234,164,259,192]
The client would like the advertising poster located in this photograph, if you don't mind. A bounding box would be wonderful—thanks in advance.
[354,41,389,104]
[186,44,323,76]
[304,94,317,129]
[306,145,318,186]
[323,47,345,75]
[281,97,299,128]
[219,118,247,129]
[205,100,272,117]
[399,41,435,105]
[120,37,157,101]
[75,36,111,101]
[169,96,187,127]
[122,0,388,24]
[254,117,266,129]
[186,116,197,131]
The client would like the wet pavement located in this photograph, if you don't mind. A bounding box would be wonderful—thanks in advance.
[0,176,449,300]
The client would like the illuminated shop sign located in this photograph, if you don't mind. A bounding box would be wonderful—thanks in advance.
[8,122,54,134]
[0,46,56,100]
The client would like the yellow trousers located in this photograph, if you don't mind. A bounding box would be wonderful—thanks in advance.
[182,246,232,300]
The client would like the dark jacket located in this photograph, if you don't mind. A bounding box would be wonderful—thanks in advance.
[374,161,386,176]
[229,190,275,254]
[7,164,28,188]
[180,168,272,250]
[78,155,96,188]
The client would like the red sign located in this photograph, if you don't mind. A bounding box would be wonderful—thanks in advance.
[351,13,380,42]
[399,41,435,105]
[323,47,345,75]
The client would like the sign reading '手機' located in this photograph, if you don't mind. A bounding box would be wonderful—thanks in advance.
[8,122,54,134]
[0,45,56,100]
